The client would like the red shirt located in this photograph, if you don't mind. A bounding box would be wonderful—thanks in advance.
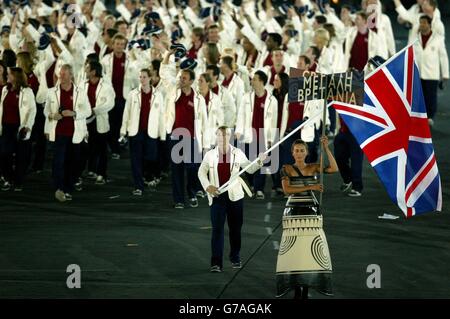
[349,31,369,71]
[218,150,231,187]
[27,73,39,97]
[309,62,317,72]
[2,86,20,125]
[56,85,75,137]
[112,53,126,99]
[173,89,195,137]
[222,73,234,88]
[269,65,286,85]
[287,102,304,130]
[421,32,432,49]
[187,42,202,59]
[263,52,273,67]
[252,91,267,132]
[46,61,57,89]
[204,91,210,113]
[211,85,219,95]
[87,80,99,108]
[139,89,152,132]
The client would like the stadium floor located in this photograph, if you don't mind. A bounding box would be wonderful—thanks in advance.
[0,23,449,299]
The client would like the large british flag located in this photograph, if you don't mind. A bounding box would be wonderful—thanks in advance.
[330,44,442,218]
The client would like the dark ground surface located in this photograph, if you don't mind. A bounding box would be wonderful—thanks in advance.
[1,20,450,299]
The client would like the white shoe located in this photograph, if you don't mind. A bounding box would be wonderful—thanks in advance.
[95,175,106,185]
[348,189,362,197]
[87,171,97,180]
[132,189,143,196]
[255,191,265,200]
[340,182,353,193]
[55,190,66,202]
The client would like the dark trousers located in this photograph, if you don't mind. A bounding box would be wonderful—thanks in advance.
[0,124,31,186]
[333,130,363,192]
[31,105,47,171]
[87,123,108,177]
[52,135,80,194]
[328,105,337,134]
[168,134,201,204]
[242,131,270,193]
[210,193,244,267]
[76,140,89,180]
[144,139,169,181]
[421,79,439,119]
[108,98,125,155]
[129,131,158,190]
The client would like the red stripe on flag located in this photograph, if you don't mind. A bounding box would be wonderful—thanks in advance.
[406,47,414,106]
[410,117,432,139]
[405,155,436,204]
[407,207,413,218]
[332,103,388,126]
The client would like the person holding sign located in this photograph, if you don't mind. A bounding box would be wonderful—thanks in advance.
[198,126,266,273]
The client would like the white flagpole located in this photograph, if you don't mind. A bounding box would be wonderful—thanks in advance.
[218,110,323,194]
[319,98,327,206]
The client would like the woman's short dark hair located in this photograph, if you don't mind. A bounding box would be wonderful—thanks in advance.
[88,61,103,78]
[291,139,308,153]
[2,49,17,68]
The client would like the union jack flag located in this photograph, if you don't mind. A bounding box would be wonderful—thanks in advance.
[330,44,442,218]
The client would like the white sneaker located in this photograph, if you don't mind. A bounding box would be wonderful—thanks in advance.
[147,178,159,187]
[132,189,143,196]
[196,190,206,198]
[255,191,265,200]
[55,190,66,202]
[340,182,352,193]
[95,175,106,185]
[87,171,97,180]
[348,189,362,197]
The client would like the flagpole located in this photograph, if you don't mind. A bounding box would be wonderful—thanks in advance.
[218,111,323,194]
[319,98,327,206]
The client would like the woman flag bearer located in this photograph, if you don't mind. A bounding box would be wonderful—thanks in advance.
[198,126,267,273]
[0,67,36,191]
[44,64,91,202]
[120,69,164,196]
